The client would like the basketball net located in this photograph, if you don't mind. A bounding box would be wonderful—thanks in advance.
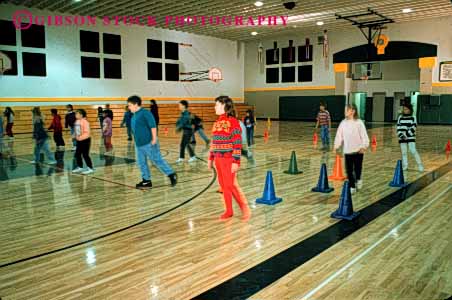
[360,75,369,85]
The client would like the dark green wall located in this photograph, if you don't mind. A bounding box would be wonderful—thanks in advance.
[279,96,346,121]
[418,94,452,124]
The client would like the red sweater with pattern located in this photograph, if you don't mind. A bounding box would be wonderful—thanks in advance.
[209,114,242,165]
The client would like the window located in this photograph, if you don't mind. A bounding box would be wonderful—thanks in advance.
[80,30,99,53]
[104,58,122,79]
[298,65,313,82]
[81,56,100,78]
[281,66,295,82]
[148,62,162,80]
[22,52,46,76]
[0,50,18,75]
[147,39,162,58]
[165,63,179,81]
[0,20,16,46]
[266,67,279,83]
[165,41,179,60]
[103,33,121,55]
[21,24,45,48]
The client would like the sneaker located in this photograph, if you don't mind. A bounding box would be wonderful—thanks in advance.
[47,160,57,165]
[350,187,357,194]
[30,160,38,164]
[188,156,197,163]
[72,167,84,173]
[168,173,177,186]
[357,180,363,190]
[136,179,152,189]
[82,168,94,175]
[176,158,184,164]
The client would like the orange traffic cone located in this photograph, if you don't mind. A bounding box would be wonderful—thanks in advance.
[446,140,451,159]
[313,133,318,145]
[164,127,169,136]
[264,129,269,143]
[329,155,347,180]
[371,135,377,147]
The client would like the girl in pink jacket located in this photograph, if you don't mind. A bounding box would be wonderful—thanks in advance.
[72,109,94,175]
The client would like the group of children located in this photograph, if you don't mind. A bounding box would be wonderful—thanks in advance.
[0,98,425,221]
[316,101,423,194]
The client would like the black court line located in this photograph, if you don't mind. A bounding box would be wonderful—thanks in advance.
[0,159,216,269]
[0,153,293,269]
[192,162,452,300]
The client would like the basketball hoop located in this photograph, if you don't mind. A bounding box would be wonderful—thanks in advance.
[208,67,223,83]
[0,51,12,76]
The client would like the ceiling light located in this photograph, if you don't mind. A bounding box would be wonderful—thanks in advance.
[402,8,412,13]
[251,31,258,36]
[254,1,263,7]
[316,21,324,26]
[74,0,82,2]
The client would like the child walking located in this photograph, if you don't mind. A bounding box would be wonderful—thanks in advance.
[48,108,65,150]
[315,102,331,150]
[31,107,57,165]
[72,109,94,175]
[102,110,113,154]
[208,96,250,221]
[4,107,14,138]
[334,104,369,194]
[176,100,196,163]
[396,103,424,172]
[121,106,133,141]
[127,95,177,189]
[243,109,256,147]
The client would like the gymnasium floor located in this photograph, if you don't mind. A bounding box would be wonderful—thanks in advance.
[0,121,451,300]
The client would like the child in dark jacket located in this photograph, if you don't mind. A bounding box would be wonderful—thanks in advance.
[176,100,196,163]
[243,110,256,147]
[121,106,133,141]
[31,107,56,165]
[48,108,65,150]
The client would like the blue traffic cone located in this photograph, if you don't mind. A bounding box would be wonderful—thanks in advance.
[256,171,282,205]
[389,160,407,187]
[312,163,334,193]
[331,181,360,220]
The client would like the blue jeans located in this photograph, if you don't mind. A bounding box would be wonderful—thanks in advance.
[246,126,254,146]
[320,125,330,147]
[136,142,174,180]
[34,139,54,162]
[70,127,76,147]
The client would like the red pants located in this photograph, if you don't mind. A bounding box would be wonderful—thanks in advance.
[214,157,249,217]
[6,123,13,137]
[104,135,112,152]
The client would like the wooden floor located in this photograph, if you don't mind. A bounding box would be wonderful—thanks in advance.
[0,121,451,300]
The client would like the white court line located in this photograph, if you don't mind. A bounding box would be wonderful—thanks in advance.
[300,185,452,300]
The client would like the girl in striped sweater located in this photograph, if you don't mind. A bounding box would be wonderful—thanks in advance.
[208,96,250,221]
[396,103,424,172]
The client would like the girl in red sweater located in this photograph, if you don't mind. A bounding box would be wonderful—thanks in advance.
[208,96,250,221]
